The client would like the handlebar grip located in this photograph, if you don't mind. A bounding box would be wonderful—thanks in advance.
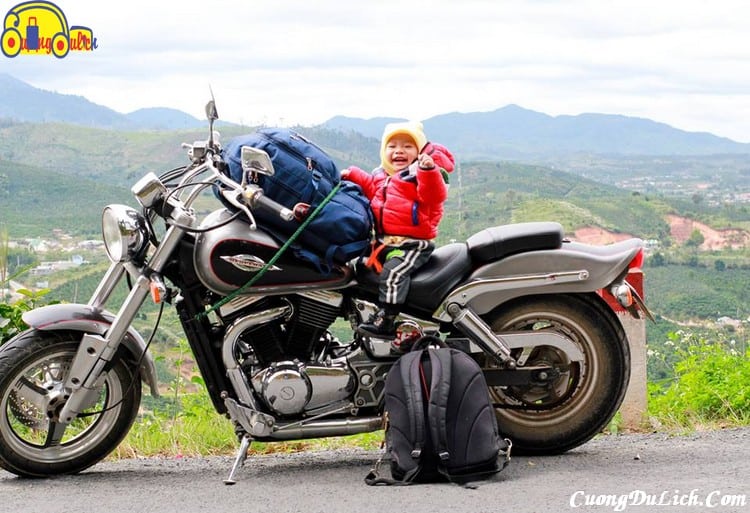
[253,192,294,222]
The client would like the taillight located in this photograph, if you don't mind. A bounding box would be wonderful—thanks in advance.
[628,248,644,270]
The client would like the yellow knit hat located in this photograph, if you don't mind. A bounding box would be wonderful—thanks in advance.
[380,121,428,174]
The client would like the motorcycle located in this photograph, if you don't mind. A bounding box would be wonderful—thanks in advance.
[0,100,651,484]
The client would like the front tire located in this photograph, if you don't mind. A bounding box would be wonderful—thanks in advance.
[0,330,141,477]
[485,294,630,455]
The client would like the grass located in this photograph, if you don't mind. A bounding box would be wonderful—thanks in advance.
[647,330,750,430]
[113,387,383,459]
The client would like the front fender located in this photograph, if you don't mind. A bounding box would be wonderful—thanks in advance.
[435,238,642,320]
[22,303,160,397]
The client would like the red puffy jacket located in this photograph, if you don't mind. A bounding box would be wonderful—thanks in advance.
[345,164,448,240]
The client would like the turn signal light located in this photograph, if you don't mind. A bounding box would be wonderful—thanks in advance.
[611,283,634,308]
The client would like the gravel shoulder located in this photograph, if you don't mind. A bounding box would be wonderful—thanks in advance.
[1,427,749,513]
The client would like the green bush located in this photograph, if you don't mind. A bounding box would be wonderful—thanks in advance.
[0,288,53,346]
[649,330,750,427]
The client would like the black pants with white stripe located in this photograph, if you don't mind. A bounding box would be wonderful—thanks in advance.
[377,239,435,307]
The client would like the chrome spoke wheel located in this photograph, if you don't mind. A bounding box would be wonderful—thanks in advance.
[0,330,141,477]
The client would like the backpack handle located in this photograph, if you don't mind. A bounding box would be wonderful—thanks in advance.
[411,335,448,352]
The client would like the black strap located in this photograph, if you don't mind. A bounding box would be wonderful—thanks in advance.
[405,350,426,460]
[427,348,513,488]
[365,351,426,486]
[427,348,452,463]
[364,469,415,486]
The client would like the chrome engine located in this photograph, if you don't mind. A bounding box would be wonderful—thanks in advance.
[250,360,354,416]
[221,290,358,417]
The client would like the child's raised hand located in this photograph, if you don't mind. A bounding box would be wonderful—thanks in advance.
[417,153,435,170]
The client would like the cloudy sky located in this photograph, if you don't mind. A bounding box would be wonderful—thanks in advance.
[3,0,750,142]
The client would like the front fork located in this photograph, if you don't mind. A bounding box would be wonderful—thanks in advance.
[55,216,189,433]
[56,271,152,424]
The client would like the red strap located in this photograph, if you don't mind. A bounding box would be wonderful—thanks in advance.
[365,241,387,273]
[419,360,431,401]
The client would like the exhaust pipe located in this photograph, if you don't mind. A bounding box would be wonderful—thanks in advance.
[267,416,383,440]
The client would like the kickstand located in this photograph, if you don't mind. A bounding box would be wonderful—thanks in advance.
[224,433,253,485]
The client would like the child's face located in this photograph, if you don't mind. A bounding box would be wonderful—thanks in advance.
[384,134,419,170]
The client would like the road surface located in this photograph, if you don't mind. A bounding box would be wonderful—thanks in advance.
[1,427,748,513]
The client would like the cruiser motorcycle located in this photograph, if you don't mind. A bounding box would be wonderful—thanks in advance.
[0,101,651,484]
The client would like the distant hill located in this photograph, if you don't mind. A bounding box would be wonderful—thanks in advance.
[3,73,749,157]
[324,104,750,158]
[0,159,132,238]
[0,74,202,130]
[0,121,375,189]
[124,108,204,130]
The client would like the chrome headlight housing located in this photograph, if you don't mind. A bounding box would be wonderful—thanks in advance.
[102,204,149,263]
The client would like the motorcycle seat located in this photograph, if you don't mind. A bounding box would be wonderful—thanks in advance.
[408,242,472,311]
[467,222,563,264]
[355,242,472,314]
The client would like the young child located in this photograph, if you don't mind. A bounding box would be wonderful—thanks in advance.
[342,120,454,337]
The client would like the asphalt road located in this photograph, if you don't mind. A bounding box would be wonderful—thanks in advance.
[1,427,749,513]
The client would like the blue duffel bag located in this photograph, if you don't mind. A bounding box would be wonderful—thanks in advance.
[220,128,373,272]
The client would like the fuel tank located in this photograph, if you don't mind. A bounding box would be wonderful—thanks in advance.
[194,209,352,296]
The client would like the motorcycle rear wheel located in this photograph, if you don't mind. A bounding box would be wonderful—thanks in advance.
[486,294,630,455]
[0,329,141,477]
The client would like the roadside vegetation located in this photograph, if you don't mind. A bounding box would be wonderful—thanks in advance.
[647,330,750,429]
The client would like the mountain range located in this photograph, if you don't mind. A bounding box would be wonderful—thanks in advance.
[1,73,749,157]
[0,73,204,131]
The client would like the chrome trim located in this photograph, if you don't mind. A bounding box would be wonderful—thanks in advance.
[221,305,294,408]
[21,304,160,397]
[447,304,515,365]
[297,289,344,308]
[101,204,149,263]
[501,331,585,363]
[218,294,266,318]
[224,398,275,437]
[268,416,382,440]
[131,172,167,209]
[434,270,589,321]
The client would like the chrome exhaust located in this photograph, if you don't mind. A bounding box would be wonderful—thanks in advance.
[268,416,383,440]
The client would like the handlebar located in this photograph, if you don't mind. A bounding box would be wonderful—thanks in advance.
[163,146,294,230]
[243,186,294,222]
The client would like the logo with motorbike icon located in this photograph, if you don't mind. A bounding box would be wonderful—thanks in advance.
[1,1,97,58]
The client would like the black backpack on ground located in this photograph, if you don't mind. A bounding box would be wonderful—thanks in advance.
[365,340,511,487]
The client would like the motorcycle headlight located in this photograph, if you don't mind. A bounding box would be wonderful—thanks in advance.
[102,204,149,263]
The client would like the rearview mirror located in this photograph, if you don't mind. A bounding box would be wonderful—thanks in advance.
[205,99,219,122]
[241,146,275,179]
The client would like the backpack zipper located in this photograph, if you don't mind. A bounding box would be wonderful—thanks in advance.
[259,131,321,173]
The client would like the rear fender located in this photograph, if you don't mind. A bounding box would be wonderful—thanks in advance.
[22,303,159,397]
[435,238,642,321]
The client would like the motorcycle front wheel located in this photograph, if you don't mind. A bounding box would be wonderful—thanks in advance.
[0,329,141,477]
[486,293,630,455]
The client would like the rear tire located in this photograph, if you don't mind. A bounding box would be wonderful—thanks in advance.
[485,294,630,454]
[0,329,141,477]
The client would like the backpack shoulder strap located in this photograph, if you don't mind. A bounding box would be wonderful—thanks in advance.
[427,347,453,463]
[402,349,427,460]
[365,350,426,487]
